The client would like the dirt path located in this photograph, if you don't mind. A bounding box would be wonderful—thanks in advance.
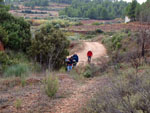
[77,41,106,65]
[52,76,108,113]
[51,41,107,113]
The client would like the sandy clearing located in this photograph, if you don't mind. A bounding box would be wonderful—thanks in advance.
[77,41,106,65]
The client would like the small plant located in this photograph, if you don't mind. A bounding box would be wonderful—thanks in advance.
[124,28,131,33]
[59,66,66,73]
[104,31,115,36]
[74,22,83,26]
[0,51,10,73]
[14,99,22,109]
[31,62,42,72]
[21,77,26,87]
[95,29,103,34]
[84,35,95,40]
[44,75,59,97]
[70,70,84,81]
[104,21,112,24]
[92,22,101,25]
[82,65,92,78]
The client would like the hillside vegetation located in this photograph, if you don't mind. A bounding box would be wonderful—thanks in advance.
[1,0,150,112]
[60,0,128,20]
[83,29,150,113]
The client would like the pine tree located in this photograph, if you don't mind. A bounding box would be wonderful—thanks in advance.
[127,0,138,21]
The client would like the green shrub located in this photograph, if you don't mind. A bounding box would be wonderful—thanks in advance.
[123,28,131,33]
[0,51,10,64]
[0,10,31,52]
[87,31,97,35]
[103,32,126,52]
[4,63,30,77]
[31,62,42,72]
[48,20,73,28]
[82,65,92,78]
[64,21,70,27]
[84,35,95,39]
[82,64,103,78]
[0,51,36,74]
[74,22,83,26]
[128,32,131,36]
[44,75,59,97]
[7,51,29,63]
[21,77,26,87]
[28,23,70,69]
[104,31,115,36]
[92,22,100,25]
[59,66,66,73]
[83,70,92,78]
[95,29,103,34]
[0,51,11,73]
[14,99,22,109]
[0,26,8,45]
[67,33,82,40]
[70,70,84,81]
[104,21,112,24]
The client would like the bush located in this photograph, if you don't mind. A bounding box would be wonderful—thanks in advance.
[0,51,10,64]
[102,32,127,53]
[0,51,33,74]
[82,65,92,78]
[44,75,59,97]
[0,26,8,45]
[92,22,101,25]
[104,21,112,24]
[28,23,70,69]
[59,66,66,73]
[14,99,22,109]
[0,51,11,73]
[87,31,97,35]
[7,51,29,63]
[74,22,83,26]
[70,69,84,81]
[4,63,30,77]
[82,64,105,78]
[0,10,31,52]
[30,62,42,72]
[104,31,115,36]
[21,77,26,87]
[123,28,131,33]
[95,29,103,34]
[49,20,72,28]
[84,35,95,40]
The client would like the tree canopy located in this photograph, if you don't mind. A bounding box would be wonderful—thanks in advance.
[126,0,138,21]
[24,0,49,7]
[126,0,150,22]
[28,24,70,69]
[59,0,128,20]
[0,0,31,52]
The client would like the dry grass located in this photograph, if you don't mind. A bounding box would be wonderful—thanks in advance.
[83,65,150,113]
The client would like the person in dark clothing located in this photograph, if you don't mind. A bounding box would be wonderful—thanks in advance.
[72,53,79,67]
[73,54,79,62]
[65,57,73,72]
